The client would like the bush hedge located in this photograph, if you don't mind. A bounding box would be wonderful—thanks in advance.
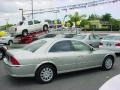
[82,28,120,31]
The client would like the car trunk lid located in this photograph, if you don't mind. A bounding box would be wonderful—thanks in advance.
[100,40,120,47]
[5,49,34,65]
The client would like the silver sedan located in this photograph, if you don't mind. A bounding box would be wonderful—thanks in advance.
[73,33,101,48]
[3,38,116,83]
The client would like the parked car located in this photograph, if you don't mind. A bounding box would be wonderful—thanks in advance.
[3,38,116,83]
[99,74,120,90]
[96,33,108,39]
[8,20,49,36]
[73,33,101,48]
[38,33,76,39]
[99,34,120,53]
[0,45,7,60]
[0,33,14,45]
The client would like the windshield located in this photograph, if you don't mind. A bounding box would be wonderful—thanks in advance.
[73,35,86,40]
[44,34,57,38]
[103,35,120,40]
[64,34,75,38]
[16,21,24,26]
[23,40,46,52]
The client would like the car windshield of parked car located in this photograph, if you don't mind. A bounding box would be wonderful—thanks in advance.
[23,40,46,52]
[73,35,86,40]
[44,34,57,38]
[103,35,120,40]
[16,21,24,26]
[64,34,75,38]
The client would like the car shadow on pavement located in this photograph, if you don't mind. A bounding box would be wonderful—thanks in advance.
[55,67,101,80]
[7,76,36,85]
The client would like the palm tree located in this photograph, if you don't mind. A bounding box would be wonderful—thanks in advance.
[68,12,86,27]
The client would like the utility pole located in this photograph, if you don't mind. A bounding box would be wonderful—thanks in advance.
[19,8,24,21]
[31,0,34,19]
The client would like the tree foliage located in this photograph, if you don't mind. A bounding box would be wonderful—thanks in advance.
[68,12,86,27]
[101,13,112,22]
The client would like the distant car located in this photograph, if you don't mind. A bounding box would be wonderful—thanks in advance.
[99,34,120,53]
[8,20,49,36]
[73,33,101,48]
[4,38,116,83]
[0,33,14,46]
[99,74,120,90]
[39,33,76,39]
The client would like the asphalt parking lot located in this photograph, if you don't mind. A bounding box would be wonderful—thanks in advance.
[0,56,120,90]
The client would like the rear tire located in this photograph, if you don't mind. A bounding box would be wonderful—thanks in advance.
[102,56,114,70]
[43,25,48,31]
[22,30,28,36]
[35,64,56,84]
[8,40,13,46]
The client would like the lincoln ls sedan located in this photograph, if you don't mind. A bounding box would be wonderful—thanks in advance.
[3,38,116,83]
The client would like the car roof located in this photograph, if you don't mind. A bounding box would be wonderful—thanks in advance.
[41,38,77,42]
[107,33,120,36]
[77,33,92,35]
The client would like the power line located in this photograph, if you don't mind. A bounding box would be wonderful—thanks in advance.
[23,0,120,16]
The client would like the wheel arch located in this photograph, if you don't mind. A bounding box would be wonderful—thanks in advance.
[104,54,115,63]
[35,61,57,75]
[23,29,28,32]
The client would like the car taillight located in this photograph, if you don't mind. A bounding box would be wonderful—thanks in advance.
[99,42,103,45]
[115,43,120,46]
[10,56,20,65]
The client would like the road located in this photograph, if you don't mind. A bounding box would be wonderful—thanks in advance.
[0,57,120,90]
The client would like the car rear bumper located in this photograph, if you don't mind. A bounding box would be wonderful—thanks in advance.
[3,58,36,77]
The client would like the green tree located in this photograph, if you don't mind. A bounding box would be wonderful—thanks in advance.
[80,19,90,27]
[88,14,100,20]
[68,12,86,27]
[45,19,52,24]
[101,13,112,22]
[0,24,13,30]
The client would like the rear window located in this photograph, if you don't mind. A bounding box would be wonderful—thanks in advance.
[73,35,86,40]
[64,34,75,38]
[103,35,114,40]
[23,40,46,52]
[44,34,57,38]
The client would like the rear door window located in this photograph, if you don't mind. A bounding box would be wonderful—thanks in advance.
[34,20,40,24]
[28,21,33,25]
[49,40,73,52]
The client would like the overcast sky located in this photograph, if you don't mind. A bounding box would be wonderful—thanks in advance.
[0,0,120,25]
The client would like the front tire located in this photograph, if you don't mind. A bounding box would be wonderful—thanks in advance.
[102,56,114,70]
[35,64,56,84]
